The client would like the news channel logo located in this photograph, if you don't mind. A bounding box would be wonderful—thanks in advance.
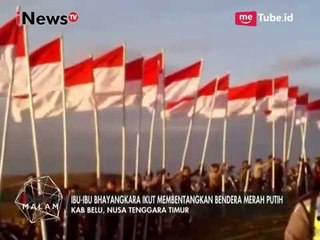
[14,176,63,223]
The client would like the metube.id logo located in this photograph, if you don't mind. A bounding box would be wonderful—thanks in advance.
[235,11,257,26]
[235,11,294,27]
[16,8,79,26]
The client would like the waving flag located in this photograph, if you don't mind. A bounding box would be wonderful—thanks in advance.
[65,58,94,112]
[0,18,18,93]
[125,57,143,106]
[255,79,273,112]
[164,61,201,103]
[228,82,257,116]
[268,75,289,110]
[12,25,28,96]
[162,96,194,119]
[198,74,229,119]
[306,99,320,128]
[141,53,162,109]
[11,38,63,121]
[94,45,125,109]
[266,86,298,122]
[295,93,309,125]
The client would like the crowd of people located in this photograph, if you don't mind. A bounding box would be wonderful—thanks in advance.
[1,155,320,240]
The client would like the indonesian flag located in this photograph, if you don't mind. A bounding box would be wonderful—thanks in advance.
[163,74,229,119]
[65,58,94,112]
[125,57,143,106]
[265,86,298,122]
[11,38,62,121]
[162,96,194,119]
[164,61,201,103]
[141,53,162,109]
[12,25,28,96]
[268,75,289,110]
[197,74,229,119]
[227,82,257,116]
[255,79,273,112]
[93,45,125,109]
[295,93,309,125]
[0,18,18,93]
[307,99,320,128]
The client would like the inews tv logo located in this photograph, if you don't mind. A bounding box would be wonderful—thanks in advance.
[235,11,293,26]
[16,8,79,25]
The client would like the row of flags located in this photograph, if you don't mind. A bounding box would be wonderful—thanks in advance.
[1,17,320,126]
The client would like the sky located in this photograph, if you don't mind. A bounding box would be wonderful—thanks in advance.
[0,0,320,176]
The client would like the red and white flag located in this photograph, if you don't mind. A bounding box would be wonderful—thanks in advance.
[306,99,320,128]
[12,25,28,96]
[0,18,18,93]
[295,93,308,125]
[141,53,162,109]
[162,96,194,119]
[268,75,289,110]
[227,82,257,116]
[255,79,272,112]
[164,61,201,103]
[65,58,94,112]
[197,74,229,119]
[266,86,298,122]
[93,45,125,109]
[125,57,143,106]
[11,38,62,121]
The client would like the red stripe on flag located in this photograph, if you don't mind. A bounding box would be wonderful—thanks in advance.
[228,82,257,100]
[198,79,217,96]
[15,26,25,57]
[218,74,230,90]
[274,75,289,89]
[30,38,61,66]
[307,99,320,111]
[0,18,17,45]
[166,96,194,110]
[125,57,143,81]
[288,86,299,99]
[65,58,93,87]
[164,61,201,87]
[143,53,161,87]
[297,93,308,105]
[256,79,272,99]
[94,45,124,68]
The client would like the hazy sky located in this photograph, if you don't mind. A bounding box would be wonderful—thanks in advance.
[0,0,320,176]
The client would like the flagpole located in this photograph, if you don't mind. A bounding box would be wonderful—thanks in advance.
[147,97,157,175]
[119,44,126,240]
[199,77,219,175]
[133,65,143,240]
[180,105,195,171]
[0,47,16,197]
[222,104,228,194]
[296,122,305,193]
[282,106,288,191]
[59,36,68,190]
[60,36,70,240]
[134,64,143,190]
[303,117,309,192]
[244,106,256,193]
[286,108,296,161]
[147,56,160,175]
[271,78,276,193]
[23,24,47,240]
[157,49,165,236]
[121,43,127,191]
[161,49,166,185]
[180,60,202,171]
